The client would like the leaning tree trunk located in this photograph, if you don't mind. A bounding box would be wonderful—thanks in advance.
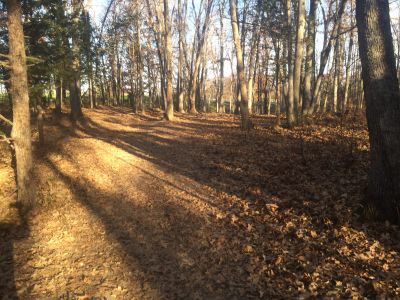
[188,0,213,114]
[7,0,34,207]
[356,0,400,221]
[229,0,253,129]
[343,27,354,111]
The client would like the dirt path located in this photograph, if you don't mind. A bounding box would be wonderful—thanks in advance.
[1,107,399,299]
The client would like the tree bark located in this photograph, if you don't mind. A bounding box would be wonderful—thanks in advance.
[343,27,354,111]
[218,0,225,113]
[177,0,187,113]
[247,0,262,114]
[164,0,174,120]
[70,0,82,120]
[229,0,253,129]
[7,0,34,207]
[55,77,63,115]
[312,0,347,113]
[285,0,295,127]
[188,0,213,114]
[302,0,316,115]
[356,0,400,221]
[293,0,306,119]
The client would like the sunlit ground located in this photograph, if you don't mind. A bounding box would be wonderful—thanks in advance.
[0,107,399,299]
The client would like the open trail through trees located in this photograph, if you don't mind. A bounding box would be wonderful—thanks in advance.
[0,107,399,299]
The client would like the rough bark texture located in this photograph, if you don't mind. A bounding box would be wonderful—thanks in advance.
[356,0,400,221]
[7,0,34,207]
[230,0,253,129]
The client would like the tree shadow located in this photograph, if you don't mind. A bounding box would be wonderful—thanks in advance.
[0,212,30,299]
[38,107,400,297]
[42,156,262,299]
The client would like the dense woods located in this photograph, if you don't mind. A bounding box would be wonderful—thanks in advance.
[0,0,400,298]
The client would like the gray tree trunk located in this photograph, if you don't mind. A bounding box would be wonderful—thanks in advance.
[356,0,400,221]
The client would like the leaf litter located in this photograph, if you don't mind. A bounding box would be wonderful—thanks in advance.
[0,107,399,299]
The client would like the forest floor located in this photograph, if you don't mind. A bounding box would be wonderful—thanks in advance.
[0,106,400,299]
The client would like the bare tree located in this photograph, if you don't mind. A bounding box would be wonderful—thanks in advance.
[188,0,214,113]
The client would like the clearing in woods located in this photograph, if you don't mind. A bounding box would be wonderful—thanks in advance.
[0,107,399,299]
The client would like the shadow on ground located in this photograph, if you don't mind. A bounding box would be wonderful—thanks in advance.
[3,106,399,299]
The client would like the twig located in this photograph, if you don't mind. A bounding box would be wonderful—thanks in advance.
[0,113,13,126]
[0,133,13,145]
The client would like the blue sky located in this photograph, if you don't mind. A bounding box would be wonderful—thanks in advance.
[87,0,109,23]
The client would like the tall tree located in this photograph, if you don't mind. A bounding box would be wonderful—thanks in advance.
[7,0,34,207]
[70,0,83,120]
[285,0,295,127]
[177,0,187,113]
[229,0,253,129]
[356,0,400,221]
[247,0,262,114]
[164,0,174,120]
[218,0,225,113]
[292,0,306,119]
[188,0,214,113]
[302,0,316,115]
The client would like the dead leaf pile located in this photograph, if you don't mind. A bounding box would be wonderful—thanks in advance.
[0,108,399,299]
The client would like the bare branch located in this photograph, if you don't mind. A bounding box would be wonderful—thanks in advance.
[0,113,13,126]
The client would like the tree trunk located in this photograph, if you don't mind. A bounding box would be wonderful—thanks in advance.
[218,0,225,113]
[188,0,213,114]
[55,77,62,115]
[285,0,295,127]
[247,0,262,114]
[302,0,316,115]
[177,0,187,113]
[332,20,342,113]
[229,0,253,129]
[312,0,347,113]
[164,0,174,120]
[70,0,82,120]
[7,0,34,207]
[343,27,354,112]
[274,41,281,126]
[293,0,306,119]
[356,0,400,221]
